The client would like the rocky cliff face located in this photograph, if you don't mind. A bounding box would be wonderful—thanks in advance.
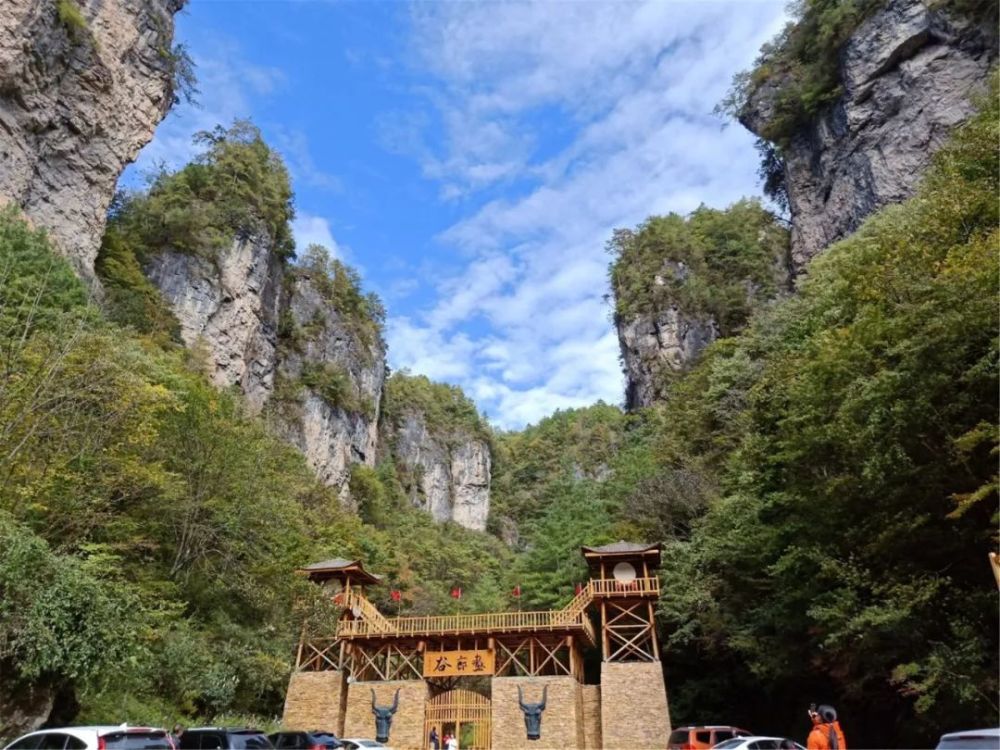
[0,0,183,281]
[619,301,719,410]
[741,0,997,271]
[145,238,386,503]
[271,269,385,504]
[389,411,491,531]
[144,231,283,414]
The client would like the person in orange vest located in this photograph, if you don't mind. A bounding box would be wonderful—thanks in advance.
[807,704,847,749]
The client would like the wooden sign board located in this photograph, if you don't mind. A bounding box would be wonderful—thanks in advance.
[423,649,495,677]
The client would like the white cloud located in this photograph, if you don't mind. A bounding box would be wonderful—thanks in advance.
[385,0,787,428]
[292,212,341,257]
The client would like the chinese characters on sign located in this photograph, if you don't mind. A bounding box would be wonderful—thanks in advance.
[422,649,495,677]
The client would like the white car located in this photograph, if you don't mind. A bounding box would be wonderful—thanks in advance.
[335,742,385,750]
[3,727,174,750]
[712,737,805,750]
[936,727,1000,749]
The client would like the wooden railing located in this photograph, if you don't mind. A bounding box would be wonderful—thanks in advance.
[589,576,659,597]
[552,582,593,625]
[325,577,658,644]
[343,591,392,633]
[337,607,586,639]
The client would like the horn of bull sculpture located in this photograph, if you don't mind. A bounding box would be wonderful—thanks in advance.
[517,685,548,740]
[371,687,400,743]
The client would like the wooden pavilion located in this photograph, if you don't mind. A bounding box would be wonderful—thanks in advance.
[283,542,671,750]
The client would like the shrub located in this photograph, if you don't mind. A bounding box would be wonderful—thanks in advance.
[56,0,89,42]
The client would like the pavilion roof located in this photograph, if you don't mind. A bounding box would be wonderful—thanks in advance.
[581,540,661,556]
[297,558,382,585]
[581,541,662,572]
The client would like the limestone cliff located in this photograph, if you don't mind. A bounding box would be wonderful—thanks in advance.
[0,0,184,281]
[610,201,790,410]
[144,229,283,414]
[741,0,996,271]
[270,266,385,504]
[145,238,386,503]
[381,374,492,531]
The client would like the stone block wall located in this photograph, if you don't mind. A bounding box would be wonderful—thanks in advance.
[600,661,671,750]
[282,671,346,734]
[343,679,427,750]
[491,676,581,750]
[581,684,602,749]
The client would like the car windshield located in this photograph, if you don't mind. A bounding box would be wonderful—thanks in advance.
[311,736,339,748]
[713,740,746,750]
[102,733,173,750]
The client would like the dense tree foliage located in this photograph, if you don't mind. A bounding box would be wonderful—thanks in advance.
[383,371,491,441]
[656,79,999,746]
[0,211,502,735]
[608,199,789,335]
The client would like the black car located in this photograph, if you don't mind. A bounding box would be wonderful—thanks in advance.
[267,733,341,750]
[178,729,272,750]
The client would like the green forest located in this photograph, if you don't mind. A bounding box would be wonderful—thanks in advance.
[0,19,997,750]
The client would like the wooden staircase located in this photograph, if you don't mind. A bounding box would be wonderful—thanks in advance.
[343,591,393,633]
[553,581,593,625]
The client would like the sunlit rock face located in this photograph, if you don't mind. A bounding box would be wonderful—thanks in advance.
[145,236,386,505]
[0,0,184,281]
[742,0,997,272]
[271,269,385,506]
[388,411,491,532]
[144,232,283,414]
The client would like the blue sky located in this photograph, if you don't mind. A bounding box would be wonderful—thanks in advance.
[127,0,787,429]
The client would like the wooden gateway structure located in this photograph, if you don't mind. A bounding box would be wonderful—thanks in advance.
[282,543,671,750]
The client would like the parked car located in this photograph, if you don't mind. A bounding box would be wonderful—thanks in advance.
[668,726,752,750]
[936,728,1000,749]
[335,741,384,750]
[712,737,804,750]
[177,729,272,750]
[267,733,341,750]
[3,727,174,750]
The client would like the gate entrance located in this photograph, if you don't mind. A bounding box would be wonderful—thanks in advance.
[424,689,491,750]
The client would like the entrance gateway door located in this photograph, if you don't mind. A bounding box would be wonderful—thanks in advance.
[424,689,491,750]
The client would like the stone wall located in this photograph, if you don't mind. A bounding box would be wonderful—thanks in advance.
[281,671,346,734]
[343,679,427,750]
[581,684,602,750]
[600,661,671,750]
[490,676,581,750]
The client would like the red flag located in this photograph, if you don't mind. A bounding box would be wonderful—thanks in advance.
[574,582,583,595]
[450,586,462,599]
[390,590,401,602]
[512,584,522,598]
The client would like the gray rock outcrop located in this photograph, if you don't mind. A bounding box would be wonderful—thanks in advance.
[741,0,997,271]
[271,270,385,504]
[389,411,491,531]
[144,232,282,414]
[144,237,385,503]
[619,304,719,410]
[0,0,184,281]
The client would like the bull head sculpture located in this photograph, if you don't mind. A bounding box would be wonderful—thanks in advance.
[517,685,547,741]
[371,688,400,743]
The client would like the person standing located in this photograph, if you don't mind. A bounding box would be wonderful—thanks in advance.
[428,726,440,750]
[807,704,847,750]
[445,734,458,750]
